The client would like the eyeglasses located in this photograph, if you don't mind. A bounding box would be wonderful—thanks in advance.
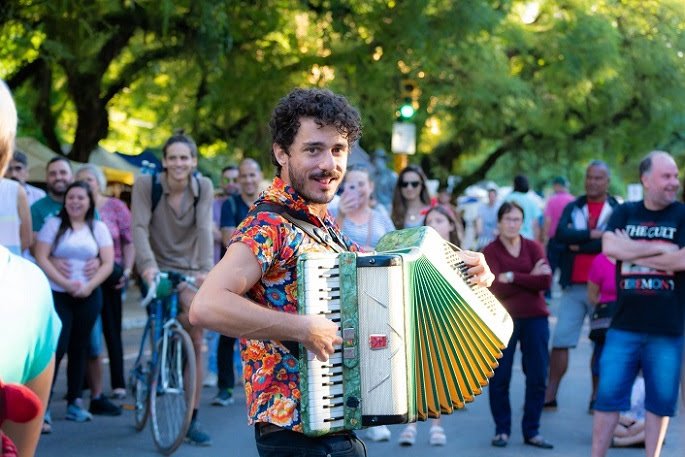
[400,181,421,189]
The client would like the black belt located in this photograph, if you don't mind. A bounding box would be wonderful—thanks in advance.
[255,422,353,439]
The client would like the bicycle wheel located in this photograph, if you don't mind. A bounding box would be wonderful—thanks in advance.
[149,327,196,455]
[129,327,154,431]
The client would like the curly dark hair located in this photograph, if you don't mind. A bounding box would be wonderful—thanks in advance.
[269,88,362,175]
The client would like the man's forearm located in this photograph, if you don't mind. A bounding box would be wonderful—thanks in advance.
[632,248,685,271]
[602,232,666,261]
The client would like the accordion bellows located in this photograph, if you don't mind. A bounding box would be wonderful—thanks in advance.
[297,226,514,436]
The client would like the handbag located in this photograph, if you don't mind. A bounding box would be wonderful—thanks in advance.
[589,301,617,343]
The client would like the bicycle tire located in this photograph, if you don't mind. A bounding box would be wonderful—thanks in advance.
[130,325,154,431]
[149,327,196,455]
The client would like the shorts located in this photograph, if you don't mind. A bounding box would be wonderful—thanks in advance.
[551,284,593,348]
[88,315,103,359]
[594,329,683,417]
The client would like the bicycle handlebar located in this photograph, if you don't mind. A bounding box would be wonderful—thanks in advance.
[140,271,198,307]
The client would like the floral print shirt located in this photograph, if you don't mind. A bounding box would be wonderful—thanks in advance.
[230,177,357,432]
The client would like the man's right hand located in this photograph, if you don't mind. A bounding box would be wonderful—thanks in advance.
[50,257,71,278]
[142,267,159,286]
[300,315,342,362]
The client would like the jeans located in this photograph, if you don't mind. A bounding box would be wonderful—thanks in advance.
[53,288,103,402]
[595,328,684,416]
[217,334,236,390]
[254,426,367,457]
[101,283,125,390]
[205,330,219,374]
[488,316,549,439]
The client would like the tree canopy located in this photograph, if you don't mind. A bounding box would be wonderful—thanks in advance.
[3,0,685,194]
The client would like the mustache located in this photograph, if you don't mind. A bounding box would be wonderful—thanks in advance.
[310,170,341,180]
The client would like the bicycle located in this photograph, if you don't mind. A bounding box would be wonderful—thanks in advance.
[129,271,197,455]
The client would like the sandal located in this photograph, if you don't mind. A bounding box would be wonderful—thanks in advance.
[398,425,417,446]
[429,425,446,446]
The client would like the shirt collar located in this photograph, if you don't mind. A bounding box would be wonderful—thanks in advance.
[256,176,337,228]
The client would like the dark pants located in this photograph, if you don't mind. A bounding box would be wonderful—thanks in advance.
[53,289,103,403]
[546,238,563,275]
[101,284,125,390]
[217,334,236,390]
[254,425,366,457]
[488,316,549,440]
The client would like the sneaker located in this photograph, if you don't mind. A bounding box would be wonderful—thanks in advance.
[397,425,416,446]
[89,395,122,416]
[186,420,212,446]
[366,425,391,442]
[211,389,234,406]
[42,410,52,434]
[66,403,93,422]
[111,388,127,400]
[202,372,218,388]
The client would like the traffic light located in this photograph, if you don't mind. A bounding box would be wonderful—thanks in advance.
[398,79,420,121]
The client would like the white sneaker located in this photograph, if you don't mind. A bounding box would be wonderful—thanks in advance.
[366,425,391,442]
[202,372,217,388]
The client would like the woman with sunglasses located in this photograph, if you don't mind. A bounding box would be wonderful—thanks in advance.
[335,165,395,252]
[391,165,432,229]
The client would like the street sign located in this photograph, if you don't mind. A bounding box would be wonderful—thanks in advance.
[391,122,416,155]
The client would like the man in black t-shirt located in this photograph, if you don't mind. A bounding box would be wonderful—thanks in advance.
[592,151,685,457]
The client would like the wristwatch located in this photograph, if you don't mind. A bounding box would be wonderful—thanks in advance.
[506,271,514,283]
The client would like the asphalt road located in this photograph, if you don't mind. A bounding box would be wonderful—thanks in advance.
[37,294,685,457]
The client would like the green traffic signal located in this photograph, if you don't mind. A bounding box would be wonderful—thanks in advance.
[399,103,415,120]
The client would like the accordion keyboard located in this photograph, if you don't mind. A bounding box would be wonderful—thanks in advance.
[301,258,346,432]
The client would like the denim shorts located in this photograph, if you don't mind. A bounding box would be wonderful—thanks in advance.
[551,284,593,348]
[88,315,103,359]
[594,328,684,417]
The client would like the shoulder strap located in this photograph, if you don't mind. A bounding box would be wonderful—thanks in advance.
[150,173,163,214]
[249,202,347,253]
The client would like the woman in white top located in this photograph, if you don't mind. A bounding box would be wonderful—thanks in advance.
[35,181,113,423]
[0,177,31,255]
[335,165,394,251]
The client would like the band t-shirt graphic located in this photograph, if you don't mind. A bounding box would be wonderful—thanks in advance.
[607,201,685,335]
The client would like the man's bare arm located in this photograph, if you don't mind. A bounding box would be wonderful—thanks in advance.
[602,230,676,261]
[189,242,341,361]
[631,247,685,272]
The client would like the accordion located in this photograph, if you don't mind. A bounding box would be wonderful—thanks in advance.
[297,226,514,436]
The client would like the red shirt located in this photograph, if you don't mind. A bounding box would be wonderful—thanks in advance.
[570,200,604,283]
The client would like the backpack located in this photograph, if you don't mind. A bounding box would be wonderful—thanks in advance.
[150,171,202,215]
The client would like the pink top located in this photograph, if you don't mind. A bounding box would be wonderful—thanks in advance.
[587,253,617,303]
[544,191,575,237]
[99,197,132,264]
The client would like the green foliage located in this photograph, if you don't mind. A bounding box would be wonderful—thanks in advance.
[2,0,684,191]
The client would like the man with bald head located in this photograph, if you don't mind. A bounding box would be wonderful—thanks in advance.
[212,157,263,405]
[592,151,685,457]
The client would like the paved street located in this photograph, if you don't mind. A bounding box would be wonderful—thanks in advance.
[37,289,685,457]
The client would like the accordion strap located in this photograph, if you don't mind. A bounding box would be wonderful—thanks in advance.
[247,202,348,357]
[248,202,348,253]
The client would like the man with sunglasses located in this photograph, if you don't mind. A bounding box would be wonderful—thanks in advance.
[5,150,46,205]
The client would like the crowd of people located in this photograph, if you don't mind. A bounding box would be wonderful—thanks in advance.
[2,81,685,457]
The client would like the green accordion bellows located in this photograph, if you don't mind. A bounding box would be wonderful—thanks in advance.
[297,226,513,437]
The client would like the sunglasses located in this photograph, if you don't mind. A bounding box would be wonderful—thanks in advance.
[400,180,421,189]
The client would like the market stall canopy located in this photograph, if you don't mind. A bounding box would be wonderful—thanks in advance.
[15,138,136,185]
